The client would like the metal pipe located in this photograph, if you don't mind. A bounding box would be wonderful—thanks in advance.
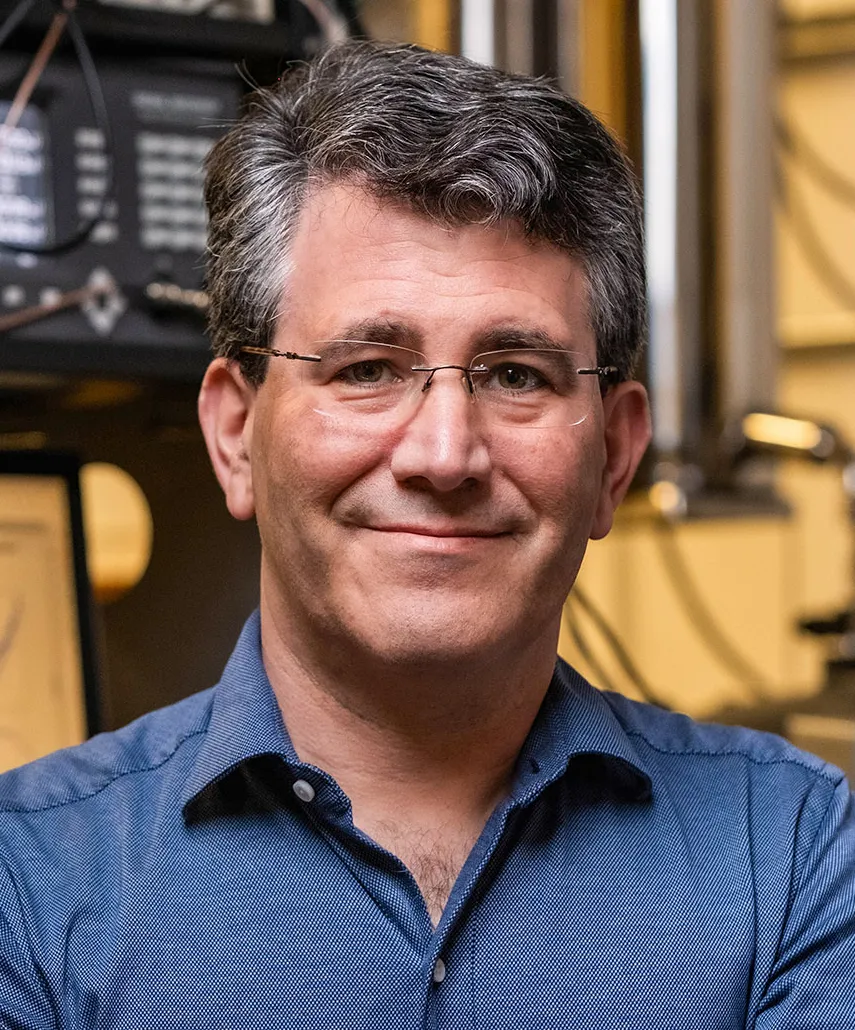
[461,0,495,65]
[716,0,777,424]
[640,0,682,458]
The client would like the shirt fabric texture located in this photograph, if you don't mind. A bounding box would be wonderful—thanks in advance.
[0,609,853,1029]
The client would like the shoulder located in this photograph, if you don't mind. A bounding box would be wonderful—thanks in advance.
[604,688,836,773]
[0,687,215,817]
[589,687,854,905]
[590,691,855,1025]
[598,686,849,816]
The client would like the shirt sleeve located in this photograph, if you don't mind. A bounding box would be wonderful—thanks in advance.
[0,859,58,1030]
[754,775,855,1030]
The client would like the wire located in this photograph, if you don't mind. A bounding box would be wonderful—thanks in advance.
[0,5,67,137]
[651,516,775,699]
[0,598,24,678]
[0,0,115,256]
[185,0,231,17]
[328,0,367,37]
[562,600,619,694]
[0,0,39,52]
[187,0,356,37]
[776,150,855,312]
[776,116,855,208]
[570,586,670,708]
[0,280,112,333]
[292,0,349,43]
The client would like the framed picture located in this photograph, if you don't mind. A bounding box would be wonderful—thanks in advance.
[0,452,99,774]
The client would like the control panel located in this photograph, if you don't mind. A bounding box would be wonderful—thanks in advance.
[0,54,241,379]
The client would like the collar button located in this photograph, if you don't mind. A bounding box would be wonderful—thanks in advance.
[292,779,316,803]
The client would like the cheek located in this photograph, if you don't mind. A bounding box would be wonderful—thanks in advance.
[254,411,385,525]
[510,430,605,533]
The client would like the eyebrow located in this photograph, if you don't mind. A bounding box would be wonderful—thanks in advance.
[318,320,577,357]
[322,318,423,349]
[475,326,575,353]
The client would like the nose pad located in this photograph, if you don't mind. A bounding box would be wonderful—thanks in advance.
[390,367,491,490]
[418,365,477,396]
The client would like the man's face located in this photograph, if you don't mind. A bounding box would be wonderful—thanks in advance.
[205,182,649,668]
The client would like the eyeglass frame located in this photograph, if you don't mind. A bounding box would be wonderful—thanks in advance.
[239,344,623,395]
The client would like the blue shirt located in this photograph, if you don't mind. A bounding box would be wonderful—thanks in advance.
[0,610,853,1029]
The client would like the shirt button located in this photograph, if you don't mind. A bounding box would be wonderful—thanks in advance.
[292,779,316,802]
[432,958,446,984]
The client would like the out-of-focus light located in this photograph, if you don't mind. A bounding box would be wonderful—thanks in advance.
[649,479,687,519]
[80,462,153,603]
[742,413,824,454]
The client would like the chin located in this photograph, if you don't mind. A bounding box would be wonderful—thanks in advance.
[340,595,532,668]
[362,637,498,670]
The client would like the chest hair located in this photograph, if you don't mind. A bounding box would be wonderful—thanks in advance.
[372,821,479,926]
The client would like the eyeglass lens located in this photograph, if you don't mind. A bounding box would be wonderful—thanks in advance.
[293,340,599,428]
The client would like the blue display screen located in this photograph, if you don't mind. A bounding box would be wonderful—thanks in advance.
[0,104,51,249]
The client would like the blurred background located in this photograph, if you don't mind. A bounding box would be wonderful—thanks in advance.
[0,0,853,774]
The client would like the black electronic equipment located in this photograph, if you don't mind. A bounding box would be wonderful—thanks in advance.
[0,53,242,379]
[0,0,326,65]
[0,0,335,382]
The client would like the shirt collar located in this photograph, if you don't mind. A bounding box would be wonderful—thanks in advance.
[182,611,653,817]
[515,660,653,803]
[181,610,299,816]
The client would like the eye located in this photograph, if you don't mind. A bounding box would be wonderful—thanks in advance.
[344,360,388,384]
[333,358,407,389]
[491,363,545,392]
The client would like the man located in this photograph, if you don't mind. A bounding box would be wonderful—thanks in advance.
[1,41,853,1029]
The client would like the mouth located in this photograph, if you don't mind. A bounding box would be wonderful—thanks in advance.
[365,525,511,538]
[344,521,520,566]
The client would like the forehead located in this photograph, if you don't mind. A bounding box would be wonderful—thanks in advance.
[278,182,594,355]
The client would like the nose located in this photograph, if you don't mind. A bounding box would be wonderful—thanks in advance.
[389,369,492,492]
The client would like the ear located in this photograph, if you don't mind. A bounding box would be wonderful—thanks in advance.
[198,358,257,521]
[590,381,651,540]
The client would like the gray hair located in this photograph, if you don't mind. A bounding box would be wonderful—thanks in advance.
[204,41,646,384]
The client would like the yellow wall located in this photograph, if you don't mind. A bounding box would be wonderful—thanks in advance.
[561,0,855,719]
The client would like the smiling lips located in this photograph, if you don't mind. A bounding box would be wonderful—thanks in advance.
[365,524,511,538]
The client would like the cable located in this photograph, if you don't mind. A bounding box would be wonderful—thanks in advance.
[0,280,112,333]
[0,0,39,52]
[0,0,115,255]
[329,0,367,38]
[775,112,855,313]
[776,150,855,313]
[651,516,775,699]
[0,4,66,137]
[776,116,855,208]
[292,0,349,43]
[570,586,670,708]
[0,599,23,678]
[186,0,232,17]
[179,0,363,38]
[562,599,619,694]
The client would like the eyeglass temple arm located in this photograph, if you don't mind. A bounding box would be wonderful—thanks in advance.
[240,346,322,362]
[578,366,621,384]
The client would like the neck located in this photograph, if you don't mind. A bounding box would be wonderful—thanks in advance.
[258,590,559,827]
